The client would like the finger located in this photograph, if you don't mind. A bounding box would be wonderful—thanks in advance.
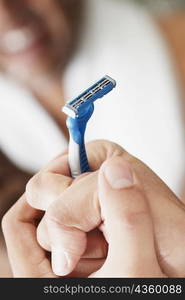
[128,157,185,277]
[37,217,106,277]
[36,217,50,251]
[43,153,69,175]
[37,217,107,259]
[97,146,185,277]
[44,171,101,276]
[27,139,185,276]
[36,215,106,277]
[26,140,122,276]
[26,140,125,211]
[40,150,185,277]
[2,195,56,277]
[86,140,125,171]
[26,172,73,211]
[26,154,73,211]
[67,258,105,278]
[92,157,164,277]
[83,229,108,259]
[44,140,125,173]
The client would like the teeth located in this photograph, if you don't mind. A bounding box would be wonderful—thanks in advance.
[1,27,37,54]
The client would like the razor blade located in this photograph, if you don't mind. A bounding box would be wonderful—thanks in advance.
[62,75,116,178]
[62,75,116,119]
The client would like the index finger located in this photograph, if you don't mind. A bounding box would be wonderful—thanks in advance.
[26,140,125,211]
[44,140,125,173]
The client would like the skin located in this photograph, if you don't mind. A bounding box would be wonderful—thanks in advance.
[158,12,185,102]
[0,0,82,83]
[158,15,185,182]
[1,2,185,277]
[2,140,185,277]
[0,0,84,276]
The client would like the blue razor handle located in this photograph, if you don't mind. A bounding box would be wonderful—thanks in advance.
[66,105,94,177]
[62,75,116,178]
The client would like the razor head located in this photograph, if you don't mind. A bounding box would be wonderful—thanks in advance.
[62,75,116,118]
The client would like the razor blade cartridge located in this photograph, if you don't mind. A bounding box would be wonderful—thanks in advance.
[62,75,116,118]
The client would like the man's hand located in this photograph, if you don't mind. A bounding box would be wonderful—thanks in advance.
[2,140,185,277]
[91,157,164,277]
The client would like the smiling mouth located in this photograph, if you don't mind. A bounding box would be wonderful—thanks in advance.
[0,23,49,58]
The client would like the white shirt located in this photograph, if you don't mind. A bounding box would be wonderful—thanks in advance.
[0,0,184,196]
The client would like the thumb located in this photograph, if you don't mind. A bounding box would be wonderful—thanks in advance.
[94,156,163,277]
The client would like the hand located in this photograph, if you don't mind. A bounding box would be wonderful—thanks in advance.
[87,157,164,277]
[2,140,185,277]
[2,154,164,277]
[2,140,121,277]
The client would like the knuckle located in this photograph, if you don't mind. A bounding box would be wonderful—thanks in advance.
[123,151,139,165]
[25,173,40,204]
[36,219,50,251]
[88,139,126,157]
[45,206,62,226]
[87,139,140,169]
[25,172,48,208]
[60,177,72,190]
[45,202,71,229]
[104,140,126,158]
[26,171,72,209]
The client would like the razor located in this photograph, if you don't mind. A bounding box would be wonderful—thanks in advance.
[62,75,116,178]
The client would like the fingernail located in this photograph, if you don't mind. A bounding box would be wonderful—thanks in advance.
[52,248,69,276]
[103,158,134,189]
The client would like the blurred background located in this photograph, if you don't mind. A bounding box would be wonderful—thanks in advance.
[0,0,185,277]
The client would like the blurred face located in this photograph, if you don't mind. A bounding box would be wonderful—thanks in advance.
[0,0,80,85]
